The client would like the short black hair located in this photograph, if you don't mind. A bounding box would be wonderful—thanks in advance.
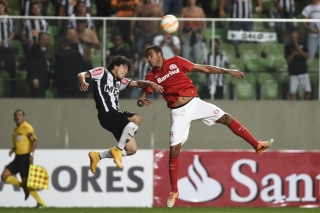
[209,38,220,47]
[290,27,299,34]
[112,32,123,40]
[107,55,133,71]
[14,109,25,116]
[145,45,163,56]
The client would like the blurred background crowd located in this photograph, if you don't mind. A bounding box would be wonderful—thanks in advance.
[0,0,319,101]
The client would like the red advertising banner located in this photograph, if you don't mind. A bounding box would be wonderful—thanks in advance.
[153,150,320,207]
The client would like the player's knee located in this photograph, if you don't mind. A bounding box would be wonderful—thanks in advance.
[127,148,137,156]
[132,114,142,126]
[170,144,181,158]
[1,172,8,182]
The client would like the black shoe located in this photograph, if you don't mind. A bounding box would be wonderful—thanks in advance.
[23,187,29,200]
[35,203,46,208]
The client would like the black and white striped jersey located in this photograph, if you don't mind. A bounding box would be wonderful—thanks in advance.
[68,13,94,29]
[0,15,14,48]
[22,19,49,43]
[231,0,253,18]
[201,51,229,87]
[88,67,131,113]
[61,0,92,16]
[278,0,295,13]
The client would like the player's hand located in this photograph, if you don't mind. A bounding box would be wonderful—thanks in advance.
[79,81,89,91]
[137,98,152,107]
[29,155,34,164]
[150,82,164,93]
[8,149,14,157]
[229,70,244,79]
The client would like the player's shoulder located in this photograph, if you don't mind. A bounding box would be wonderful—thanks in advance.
[22,122,34,131]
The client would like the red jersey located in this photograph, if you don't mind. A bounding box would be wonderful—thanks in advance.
[144,56,198,108]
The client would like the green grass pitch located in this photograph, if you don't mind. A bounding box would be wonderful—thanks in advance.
[0,207,319,213]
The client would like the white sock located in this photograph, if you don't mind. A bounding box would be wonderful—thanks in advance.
[99,149,128,159]
[117,122,139,150]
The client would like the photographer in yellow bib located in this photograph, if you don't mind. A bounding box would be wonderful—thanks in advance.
[1,109,46,208]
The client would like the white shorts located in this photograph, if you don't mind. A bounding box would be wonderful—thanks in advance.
[169,97,225,146]
[289,73,312,94]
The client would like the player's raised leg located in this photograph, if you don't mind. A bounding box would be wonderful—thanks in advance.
[217,114,274,154]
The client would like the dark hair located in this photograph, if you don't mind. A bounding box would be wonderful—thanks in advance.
[145,45,163,55]
[59,37,72,47]
[76,19,87,25]
[107,55,133,72]
[290,27,299,34]
[38,32,49,40]
[14,109,25,116]
[209,38,220,47]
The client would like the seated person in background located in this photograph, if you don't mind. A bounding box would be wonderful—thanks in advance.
[53,38,86,98]
[153,32,181,58]
[106,32,132,64]
[285,28,311,100]
[66,19,100,98]
[68,1,95,33]
[179,0,206,63]
[200,38,230,100]
[21,2,53,55]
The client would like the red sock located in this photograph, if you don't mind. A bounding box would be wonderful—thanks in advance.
[169,157,179,193]
[228,119,258,148]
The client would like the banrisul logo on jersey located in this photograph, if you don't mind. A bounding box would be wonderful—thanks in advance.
[153,150,320,207]
[157,64,179,83]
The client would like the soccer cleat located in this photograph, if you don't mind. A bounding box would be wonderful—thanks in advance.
[88,151,100,174]
[35,202,46,208]
[255,139,274,155]
[110,147,123,169]
[23,187,29,200]
[167,191,179,208]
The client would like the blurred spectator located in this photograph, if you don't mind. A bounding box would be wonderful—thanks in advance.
[66,19,100,98]
[21,2,53,56]
[94,0,113,37]
[111,0,139,49]
[20,0,48,16]
[219,0,262,58]
[25,33,51,98]
[153,32,181,58]
[53,38,86,98]
[68,1,95,32]
[302,0,320,59]
[130,0,164,55]
[197,0,215,17]
[106,32,132,64]
[163,0,182,15]
[129,41,157,99]
[50,0,61,16]
[285,28,311,100]
[272,0,295,43]
[0,0,15,97]
[200,38,230,100]
[179,0,206,63]
[58,0,92,36]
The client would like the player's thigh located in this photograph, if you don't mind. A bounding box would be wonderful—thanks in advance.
[170,107,192,146]
[3,159,19,179]
[125,137,137,155]
[289,75,299,94]
[299,74,312,92]
[1,167,12,181]
[17,155,30,179]
[191,98,225,125]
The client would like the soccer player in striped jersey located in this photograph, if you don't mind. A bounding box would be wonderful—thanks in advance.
[1,109,46,208]
[77,55,163,173]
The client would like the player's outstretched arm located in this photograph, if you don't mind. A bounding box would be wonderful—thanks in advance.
[130,80,164,93]
[137,90,152,107]
[193,64,244,79]
[77,72,90,91]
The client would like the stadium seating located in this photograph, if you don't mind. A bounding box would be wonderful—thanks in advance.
[258,73,279,100]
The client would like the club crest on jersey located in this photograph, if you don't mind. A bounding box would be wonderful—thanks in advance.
[157,64,179,83]
[104,85,119,95]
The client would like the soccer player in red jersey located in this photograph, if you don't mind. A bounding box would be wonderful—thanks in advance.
[138,45,274,208]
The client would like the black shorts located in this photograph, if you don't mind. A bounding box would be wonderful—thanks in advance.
[98,110,136,141]
[6,154,30,178]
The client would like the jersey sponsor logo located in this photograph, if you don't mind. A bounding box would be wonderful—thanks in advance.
[104,85,119,95]
[121,78,130,85]
[91,68,103,76]
[157,64,179,83]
